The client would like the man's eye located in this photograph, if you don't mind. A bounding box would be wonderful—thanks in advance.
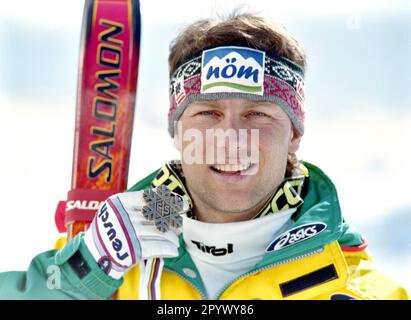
[247,111,269,117]
[197,110,219,116]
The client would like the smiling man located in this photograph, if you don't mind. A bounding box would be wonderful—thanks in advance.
[176,98,299,223]
[0,12,408,300]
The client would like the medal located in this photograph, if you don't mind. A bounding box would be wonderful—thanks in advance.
[142,185,186,232]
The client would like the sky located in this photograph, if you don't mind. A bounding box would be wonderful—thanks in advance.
[0,0,410,292]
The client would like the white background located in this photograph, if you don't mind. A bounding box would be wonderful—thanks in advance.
[0,0,410,292]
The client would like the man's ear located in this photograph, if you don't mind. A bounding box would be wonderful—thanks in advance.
[288,127,301,154]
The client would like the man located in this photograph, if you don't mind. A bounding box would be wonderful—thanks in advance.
[0,13,408,300]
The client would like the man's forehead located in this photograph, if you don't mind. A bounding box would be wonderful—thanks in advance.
[188,99,279,109]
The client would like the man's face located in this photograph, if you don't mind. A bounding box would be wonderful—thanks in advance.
[176,98,300,219]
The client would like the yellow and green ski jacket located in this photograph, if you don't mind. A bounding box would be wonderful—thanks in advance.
[0,162,408,300]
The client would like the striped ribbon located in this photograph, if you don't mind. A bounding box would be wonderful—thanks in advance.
[139,258,164,300]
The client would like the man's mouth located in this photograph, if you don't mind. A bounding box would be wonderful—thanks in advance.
[210,162,253,175]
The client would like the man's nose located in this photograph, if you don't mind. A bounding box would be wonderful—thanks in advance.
[213,113,251,161]
[218,112,243,131]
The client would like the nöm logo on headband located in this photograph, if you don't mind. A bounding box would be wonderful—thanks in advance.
[201,46,265,95]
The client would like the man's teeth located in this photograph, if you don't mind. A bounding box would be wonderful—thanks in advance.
[213,163,251,172]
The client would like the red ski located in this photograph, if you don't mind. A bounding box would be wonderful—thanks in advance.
[55,0,141,240]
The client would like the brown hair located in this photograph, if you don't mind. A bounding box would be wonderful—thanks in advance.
[169,12,306,177]
[169,12,307,75]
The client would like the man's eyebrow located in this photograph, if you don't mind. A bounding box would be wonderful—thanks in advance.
[242,101,281,112]
[190,100,221,108]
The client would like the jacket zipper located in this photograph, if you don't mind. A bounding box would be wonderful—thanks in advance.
[215,247,324,299]
[163,268,209,299]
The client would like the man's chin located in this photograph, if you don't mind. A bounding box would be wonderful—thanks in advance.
[208,196,260,214]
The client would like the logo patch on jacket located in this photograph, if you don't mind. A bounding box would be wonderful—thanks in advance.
[201,46,265,95]
[266,222,327,252]
[191,240,234,256]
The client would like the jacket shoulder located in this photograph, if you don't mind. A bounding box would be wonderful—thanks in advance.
[342,247,409,300]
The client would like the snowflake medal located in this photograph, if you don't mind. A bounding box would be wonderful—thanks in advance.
[142,185,187,233]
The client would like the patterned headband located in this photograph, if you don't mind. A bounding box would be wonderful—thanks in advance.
[168,46,306,137]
